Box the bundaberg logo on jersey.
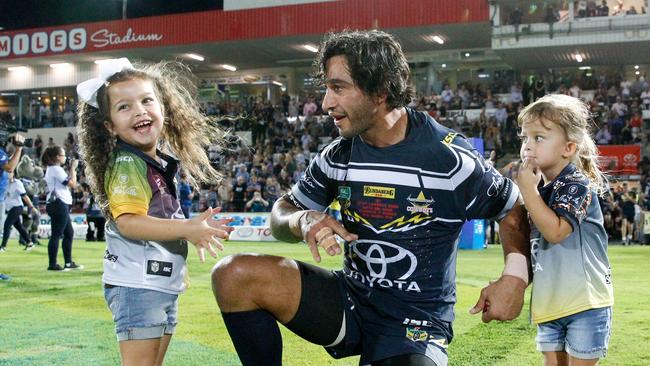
[363,185,395,199]
[347,239,421,292]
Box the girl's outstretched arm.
[115,207,232,262]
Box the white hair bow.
[76,58,134,108]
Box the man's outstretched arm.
[470,200,531,322]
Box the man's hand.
[469,275,526,322]
[291,211,358,262]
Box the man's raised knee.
[211,254,251,290]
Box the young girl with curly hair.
[76,58,232,365]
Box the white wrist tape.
[289,211,307,238]
[502,253,529,285]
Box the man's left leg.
[212,254,345,366]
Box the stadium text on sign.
[0,29,86,57]
[0,27,164,58]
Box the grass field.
[0,240,648,366]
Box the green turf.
[0,241,648,365]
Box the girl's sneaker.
[47,264,67,271]
[24,243,35,251]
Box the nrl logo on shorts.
[406,191,434,214]
[405,327,429,342]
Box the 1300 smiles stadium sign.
[0,27,164,58]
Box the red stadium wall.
[0,0,488,60]
[598,145,641,175]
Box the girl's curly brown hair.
[77,61,227,218]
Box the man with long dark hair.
[212,30,530,366]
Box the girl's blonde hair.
[518,93,608,195]
[77,61,227,217]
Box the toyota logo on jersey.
[348,239,421,292]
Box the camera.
[11,136,32,148]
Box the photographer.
[245,190,269,213]
[0,133,26,253]
[42,145,82,271]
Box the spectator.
[640,86,650,109]
[595,125,612,144]
[206,185,218,209]
[217,178,233,212]
[620,191,636,244]
[630,112,643,139]
[0,171,37,251]
[0,133,26,254]
[608,111,624,144]
[42,145,82,271]
[179,172,193,218]
[63,132,75,156]
[288,98,299,117]
[577,0,588,17]
[621,119,634,145]
[245,191,269,212]
[544,4,559,38]
[231,175,247,212]
[302,96,318,117]
[441,84,454,104]
[34,135,43,159]
[495,102,508,127]
[532,78,547,100]
[246,175,262,200]
[234,164,250,183]
[597,0,609,16]
[281,92,290,116]
[85,192,105,241]
[263,176,281,208]
[568,82,581,98]
[509,6,523,26]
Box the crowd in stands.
[505,0,644,27]
[4,68,650,243]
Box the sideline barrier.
[5,213,89,240]
[8,212,275,241]
[229,226,277,242]
[215,212,278,242]
[200,212,279,242]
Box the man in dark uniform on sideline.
[211,30,530,366]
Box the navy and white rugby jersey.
[288,108,518,329]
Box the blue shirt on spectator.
[0,149,9,203]
[179,181,192,207]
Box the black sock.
[222,310,283,366]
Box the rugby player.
[211,29,530,366]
